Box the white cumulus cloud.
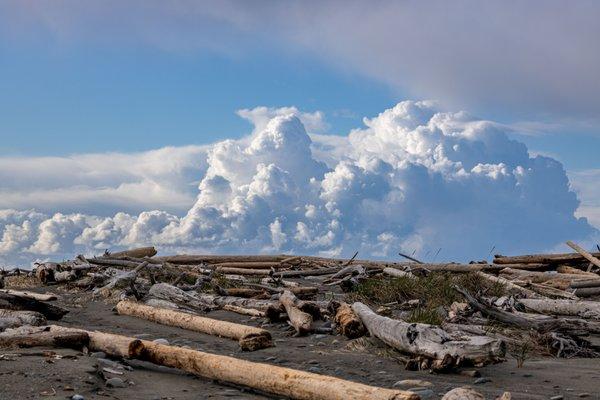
[0,102,596,267]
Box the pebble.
[153,338,169,345]
[71,396,85,400]
[106,377,128,388]
[474,377,491,384]
[550,396,564,400]
[393,379,433,389]
[308,367,321,373]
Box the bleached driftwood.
[0,325,88,349]
[383,268,415,279]
[280,290,313,335]
[222,305,266,318]
[116,301,272,351]
[352,302,505,371]
[494,251,600,265]
[518,298,600,320]
[0,289,57,302]
[566,241,600,272]
[475,272,545,299]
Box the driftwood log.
[116,301,273,351]
[566,241,600,272]
[109,246,157,258]
[0,309,47,331]
[352,302,505,371]
[0,289,57,302]
[475,272,545,299]
[518,298,600,320]
[494,251,600,265]
[280,290,313,335]
[0,325,88,349]
[0,292,68,320]
[332,302,365,339]
[10,325,418,400]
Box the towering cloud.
[0,102,595,266]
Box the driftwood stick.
[566,240,600,272]
[116,301,273,351]
[383,268,415,279]
[222,305,266,318]
[398,252,423,264]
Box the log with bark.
[331,301,366,339]
[352,302,505,371]
[116,300,273,351]
[280,290,313,335]
[0,292,68,320]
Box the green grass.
[345,271,507,325]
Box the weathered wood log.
[499,268,584,283]
[475,272,545,299]
[242,283,318,297]
[152,254,290,265]
[109,246,157,258]
[403,263,502,273]
[0,292,68,320]
[0,289,57,301]
[95,261,149,296]
[215,287,267,298]
[135,339,418,400]
[87,258,163,269]
[556,265,599,277]
[212,261,287,269]
[148,283,214,312]
[222,305,266,318]
[352,302,505,371]
[570,278,600,288]
[494,251,600,265]
[383,268,415,279]
[332,302,365,339]
[36,325,418,400]
[0,309,47,331]
[518,298,600,320]
[526,283,578,299]
[116,301,273,351]
[280,290,313,335]
[275,268,341,278]
[215,267,273,276]
[566,241,600,272]
[572,287,600,297]
[0,326,88,349]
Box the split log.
[0,325,88,349]
[566,241,600,272]
[475,272,545,299]
[352,302,505,371]
[0,289,57,301]
[0,309,46,331]
[518,298,600,320]
[332,302,365,339]
[116,301,273,351]
[494,251,600,265]
[222,305,266,318]
[25,325,418,400]
[280,290,313,335]
[0,292,68,320]
[109,246,157,258]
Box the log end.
[239,333,274,351]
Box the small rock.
[393,379,433,389]
[106,377,127,388]
[409,388,434,399]
[308,367,321,373]
[550,396,564,400]
[153,338,169,345]
[71,395,85,400]
[474,377,491,384]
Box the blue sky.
[0,1,599,264]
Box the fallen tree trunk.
[332,302,365,339]
[109,246,157,258]
[570,278,600,288]
[215,267,273,276]
[0,292,68,320]
[556,265,599,277]
[212,261,288,269]
[275,268,340,278]
[0,325,88,349]
[572,287,600,297]
[494,251,600,265]
[566,241,600,272]
[152,254,290,265]
[0,289,57,302]
[352,302,505,371]
[383,268,415,279]
[116,301,273,351]
[15,325,418,400]
[518,298,600,320]
[475,272,545,299]
[280,290,313,335]
[147,283,215,312]
[499,268,584,283]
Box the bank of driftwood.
[1,242,600,399]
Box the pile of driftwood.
[1,242,600,400]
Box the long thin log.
[116,301,273,351]
[566,241,600,272]
[152,254,290,265]
[280,290,313,335]
[213,262,288,269]
[276,268,341,278]
[0,326,88,349]
[570,279,600,288]
[352,302,505,371]
[20,325,418,400]
[109,246,157,258]
[222,305,266,318]
[518,298,600,320]
[215,267,273,276]
[0,292,68,320]
[475,272,545,299]
[494,251,600,265]
[0,289,57,301]
[499,268,584,283]
[556,265,599,277]
[572,287,600,297]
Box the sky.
[0,1,598,265]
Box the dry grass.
[345,271,507,325]
[5,275,38,289]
